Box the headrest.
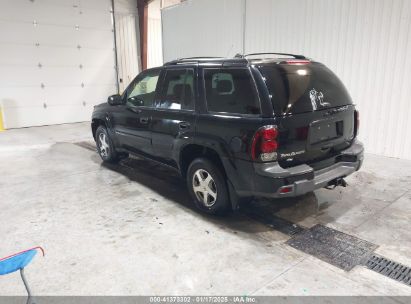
[173,84,184,97]
[216,80,233,94]
[173,84,192,101]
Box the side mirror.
[107,94,123,106]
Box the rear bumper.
[240,140,364,198]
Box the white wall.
[0,0,118,128]
[161,0,245,62]
[245,0,411,160]
[161,0,411,160]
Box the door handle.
[140,117,149,124]
[128,107,142,114]
[179,121,190,129]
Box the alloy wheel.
[192,169,218,207]
[98,132,109,158]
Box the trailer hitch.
[325,177,347,190]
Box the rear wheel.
[187,158,230,215]
[95,126,120,163]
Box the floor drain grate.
[243,207,411,285]
[364,254,411,286]
[286,224,378,271]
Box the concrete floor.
[0,122,410,296]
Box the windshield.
[257,63,353,115]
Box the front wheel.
[187,158,230,215]
[95,125,120,163]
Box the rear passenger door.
[151,67,197,166]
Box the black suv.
[91,53,363,215]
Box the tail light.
[354,110,360,137]
[251,125,278,162]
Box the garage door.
[0,0,118,128]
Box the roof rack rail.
[178,56,224,60]
[239,53,307,60]
[164,56,225,66]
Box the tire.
[95,125,120,163]
[187,158,230,215]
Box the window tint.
[126,69,160,108]
[204,68,260,115]
[157,69,195,110]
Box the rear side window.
[157,69,195,110]
[203,68,260,115]
[258,63,352,115]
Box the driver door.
[111,68,161,156]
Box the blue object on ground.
[0,249,37,275]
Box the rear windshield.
[257,63,352,115]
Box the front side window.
[126,69,160,107]
[157,69,195,110]
[204,68,260,115]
